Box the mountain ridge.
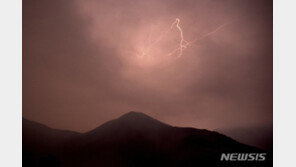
[23,111,271,167]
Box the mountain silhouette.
[23,112,272,167]
[215,125,273,151]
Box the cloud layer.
[23,0,273,132]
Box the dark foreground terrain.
[23,112,272,167]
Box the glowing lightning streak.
[167,19,234,57]
[170,18,189,57]
[140,26,172,57]
[189,21,233,45]
[139,18,234,58]
[139,18,190,57]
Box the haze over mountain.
[23,112,271,167]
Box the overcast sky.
[23,0,272,132]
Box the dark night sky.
[23,0,272,132]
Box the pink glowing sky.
[23,0,272,132]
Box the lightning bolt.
[139,18,233,58]
[189,21,233,45]
[169,18,190,57]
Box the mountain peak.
[87,111,171,135]
[116,111,169,127]
[119,111,152,120]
